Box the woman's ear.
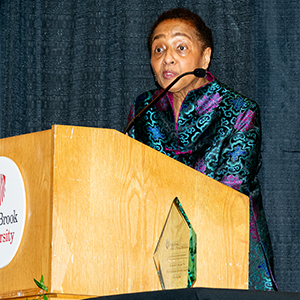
[202,47,212,69]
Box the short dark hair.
[147,8,213,55]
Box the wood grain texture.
[0,125,249,300]
[0,130,53,296]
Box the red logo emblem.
[0,174,6,206]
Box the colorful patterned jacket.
[127,72,277,291]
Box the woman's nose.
[163,49,175,65]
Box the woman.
[127,7,277,291]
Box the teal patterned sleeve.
[215,99,262,196]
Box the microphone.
[123,68,206,134]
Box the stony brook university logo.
[0,174,6,206]
[0,157,26,269]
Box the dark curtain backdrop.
[0,0,299,292]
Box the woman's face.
[150,19,211,97]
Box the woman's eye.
[155,47,163,53]
[178,45,187,51]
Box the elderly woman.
[127,8,277,291]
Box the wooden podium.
[0,125,249,300]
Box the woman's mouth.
[163,71,177,80]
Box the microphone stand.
[123,68,206,134]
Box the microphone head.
[193,68,206,78]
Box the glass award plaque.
[153,197,196,289]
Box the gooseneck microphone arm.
[123,68,206,134]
